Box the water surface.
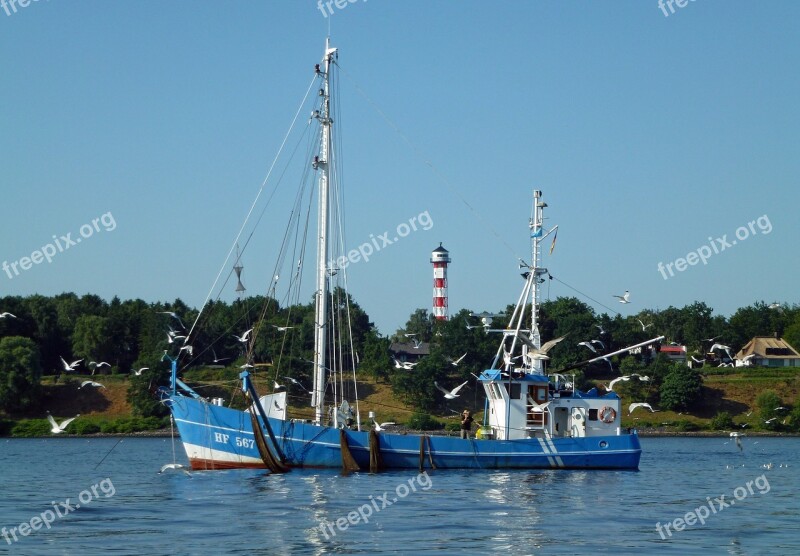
[0,436,797,555]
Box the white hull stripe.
[182,441,264,465]
[175,418,255,436]
[536,438,557,467]
[544,436,565,467]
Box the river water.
[0,436,797,555]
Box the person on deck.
[460,410,474,439]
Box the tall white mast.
[312,39,337,424]
[529,190,546,374]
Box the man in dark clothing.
[460,410,473,439]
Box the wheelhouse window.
[503,383,521,399]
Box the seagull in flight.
[46,413,79,434]
[133,367,149,376]
[577,341,597,354]
[527,396,551,413]
[691,356,705,364]
[519,335,566,360]
[159,463,191,475]
[282,376,309,392]
[502,350,522,367]
[0,312,17,319]
[233,328,254,343]
[637,319,653,331]
[411,338,422,349]
[373,421,396,432]
[88,361,110,375]
[158,311,185,329]
[594,324,607,335]
[179,345,194,356]
[79,380,106,389]
[604,376,631,391]
[167,332,187,344]
[273,325,294,332]
[448,353,468,366]
[710,343,734,361]
[613,291,631,304]
[434,380,469,399]
[211,348,230,363]
[702,335,721,343]
[393,357,417,370]
[629,402,657,414]
[60,357,83,372]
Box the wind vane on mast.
[234,244,246,296]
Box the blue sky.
[1,1,798,335]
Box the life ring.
[599,406,616,424]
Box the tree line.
[1,293,798,419]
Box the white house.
[735,336,800,368]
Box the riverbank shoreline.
[6,429,799,439]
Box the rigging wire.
[184,74,318,342]
[333,60,523,264]
[548,274,621,316]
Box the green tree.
[755,390,782,429]
[72,315,112,367]
[359,329,392,382]
[391,348,450,411]
[728,302,787,353]
[783,315,800,355]
[788,404,800,432]
[710,411,735,430]
[538,297,596,370]
[659,366,703,411]
[397,309,434,343]
[0,336,43,413]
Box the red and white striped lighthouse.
[431,243,451,321]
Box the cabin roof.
[389,342,430,356]
[735,336,800,359]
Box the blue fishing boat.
[162,39,656,472]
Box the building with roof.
[389,341,430,366]
[659,344,686,364]
[735,336,800,367]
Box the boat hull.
[166,396,641,471]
